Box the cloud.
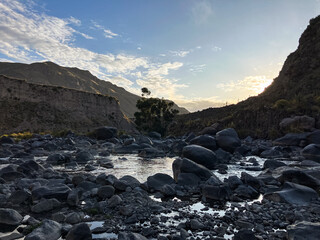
[110,76,134,87]
[68,16,81,26]
[191,0,213,24]
[217,75,273,94]
[189,64,206,73]
[170,50,190,57]
[173,95,225,112]
[212,46,222,52]
[91,20,119,39]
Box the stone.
[273,133,309,146]
[8,190,30,205]
[47,153,69,165]
[202,185,230,201]
[234,185,259,199]
[264,182,318,205]
[278,169,320,191]
[147,173,175,191]
[172,158,213,181]
[160,184,176,197]
[66,223,92,240]
[263,159,287,170]
[75,151,93,163]
[189,135,218,151]
[119,175,141,189]
[0,136,14,144]
[31,184,71,201]
[97,185,115,199]
[280,115,315,132]
[93,126,117,140]
[31,198,61,213]
[182,145,218,170]
[306,130,320,144]
[234,229,257,240]
[118,232,148,240]
[214,148,232,164]
[216,128,241,153]
[107,195,122,208]
[241,172,262,191]
[177,173,201,186]
[301,144,320,162]
[25,219,61,240]
[65,212,84,224]
[148,131,161,139]
[0,208,23,225]
[67,189,80,206]
[287,221,320,240]
[77,181,97,191]
[190,219,204,230]
[227,176,243,190]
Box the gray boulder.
[216,128,241,153]
[202,185,230,201]
[32,184,71,201]
[66,223,92,240]
[177,173,201,186]
[301,144,320,162]
[273,133,309,146]
[147,173,175,191]
[75,151,93,163]
[189,135,217,151]
[31,198,61,213]
[287,221,320,240]
[93,126,117,140]
[278,169,320,191]
[264,182,318,205]
[280,115,315,132]
[118,232,148,240]
[182,145,218,170]
[172,158,213,181]
[0,208,23,225]
[263,159,287,170]
[97,185,115,199]
[25,219,61,240]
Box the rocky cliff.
[0,75,135,134]
[0,61,189,117]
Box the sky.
[0,0,319,112]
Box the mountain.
[169,15,320,138]
[0,75,134,134]
[0,61,189,118]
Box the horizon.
[0,0,319,112]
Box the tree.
[134,88,179,135]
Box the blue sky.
[0,0,319,111]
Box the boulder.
[118,232,147,240]
[177,173,201,186]
[227,176,243,190]
[0,208,23,225]
[47,153,69,165]
[234,185,259,199]
[32,184,71,201]
[25,220,61,240]
[280,115,315,132]
[159,184,176,197]
[215,148,232,164]
[75,151,93,163]
[306,130,320,144]
[182,145,218,170]
[264,182,318,205]
[172,158,213,181]
[241,172,262,191]
[147,173,175,191]
[301,144,320,162]
[66,223,92,240]
[234,229,257,240]
[278,169,320,191]
[93,126,117,140]
[31,198,61,213]
[97,186,115,199]
[148,131,161,139]
[0,136,15,144]
[216,128,241,153]
[273,133,309,146]
[119,175,141,189]
[260,147,287,159]
[263,159,287,170]
[189,135,217,151]
[107,195,122,208]
[202,185,230,201]
[287,221,320,240]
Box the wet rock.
[241,172,262,191]
[96,173,116,186]
[0,208,23,225]
[114,179,130,191]
[278,169,320,191]
[216,128,241,153]
[75,151,93,163]
[260,147,286,158]
[32,184,71,201]
[177,173,200,186]
[274,133,309,147]
[264,182,318,205]
[227,176,243,190]
[47,153,69,165]
[120,175,141,189]
[25,219,61,240]
[263,159,287,170]
[66,223,92,240]
[97,185,115,199]
[301,144,320,162]
[160,184,176,197]
[31,198,61,213]
[202,185,230,201]
[93,126,117,140]
[287,221,320,240]
[189,135,217,151]
[147,173,175,191]
[118,232,147,240]
[182,145,218,170]
[172,158,213,181]
[214,148,232,164]
[306,130,320,144]
[234,185,259,199]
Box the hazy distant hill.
[169,15,320,138]
[0,61,189,118]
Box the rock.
[260,147,286,158]
[0,208,23,225]
[306,130,320,144]
[216,128,241,153]
[47,153,69,165]
[172,158,213,181]
[199,126,217,136]
[234,185,259,199]
[107,195,122,208]
[118,232,148,240]
[25,220,61,240]
[264,182,318,205]
[66,223,92,240]
[278,169,320,191]
[8,190,31,205]
[214,148,232,164]
[147,173,175,191]
[273,133,309,146]
[189,135,218,151]
[301,144,320,162]
[148,131,161,139]
[93,126,117,140]
[177,173,200,186]
[96,173,116,186]
[31,198,61,213]
[241,172,262,191]
[190,219,204,230]
[0,136,14,144]
[202,185,230,201]
[31,184,71,201]
[280,115,315,132]
[67,189,80,207]
[234,229,257,240]
[227,176,243,190]
[263,159,287,170]
[77,181,98,191]
[287,221,320,240]
[65,212,84,224]
[75,151,93,163]
[182,145,218,170]
[160,184,176,197]
[97,186,115,199]
[119,175,141,189]
[114,179,130,191]
[205,175,222,186]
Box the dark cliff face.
[169,15,320,138]
[0,75,135,134]
[0,61,189,118]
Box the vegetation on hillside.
[134,88,179,136]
